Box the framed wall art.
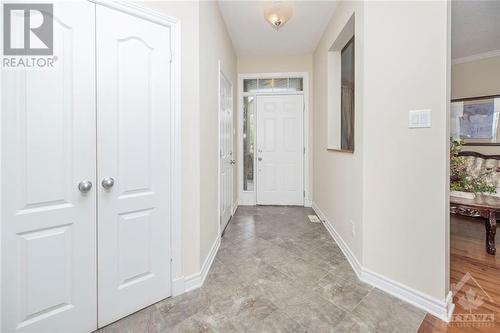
[451,95,500,145]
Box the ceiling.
[452,0,500,59]
[218,1,338,57]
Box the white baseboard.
[361,268,455,322]
[232,200,238,215]
[183,273,200,293]
[312,202,362,278]
[312,201,454,323]
[171,277,185,297]
[184,235,221,293]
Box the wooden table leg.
[485,210,497,255]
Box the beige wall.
[142,1,237,275]
[452,55,500,155]
[139,1,237,276]
[141,0,451,304]
[313,0,365,260]
[238,55,313,74]
[199,1,237,267]
[313,0,449,302]
[140,1,201,277]
[452,55,500,99]
[361,1,449,300]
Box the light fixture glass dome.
[264,1,293,30]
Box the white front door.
[1,2,97,332]
[256,95,304,205]
[96,4,172,327]
[220,70,234,231]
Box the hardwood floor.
[418,215,500,333]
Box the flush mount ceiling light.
[264,1,293,30]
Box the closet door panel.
[1,2,97,332]
[96,4,172,327]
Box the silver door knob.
[258,157,262,161]
[101,177,115,190]
[78,180,92,193]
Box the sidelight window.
[243,96,255,191]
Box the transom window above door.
[243,77,303,93]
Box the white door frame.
[0,2,182,329]
[237,72,310,207]
[218,60,234,236]
[1,5,4,330]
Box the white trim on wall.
[311,203,362,278]
[312,202,454,323]
[218,60,235,237]
[452,49,500,65]
[184,235,221,292]
[237,72,311,206]
[93,0,180,27]
[169,13,183,297]
[218,60,222,238]
[0,3,3,329]
[232,200,239,216]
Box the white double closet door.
[2,2,173,332]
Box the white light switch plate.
[408,109,431,128]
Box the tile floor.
[99,206,425,333]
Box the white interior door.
[1,2,97,332]
[256,95,304,205]
[220,70,234,231]
[96,4,172,327]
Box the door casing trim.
[237,72,310,207]
[218,60,235,237]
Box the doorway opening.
[419,1,500,330]
[238,73,310,206]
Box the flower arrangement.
[450,138,496,194]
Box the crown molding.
[452,49,500,65]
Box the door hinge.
[303,190,305,198]
[169,49,173,63]
[304,147,306,154]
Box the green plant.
[450,138,496,194]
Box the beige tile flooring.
[99,206,425,333]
